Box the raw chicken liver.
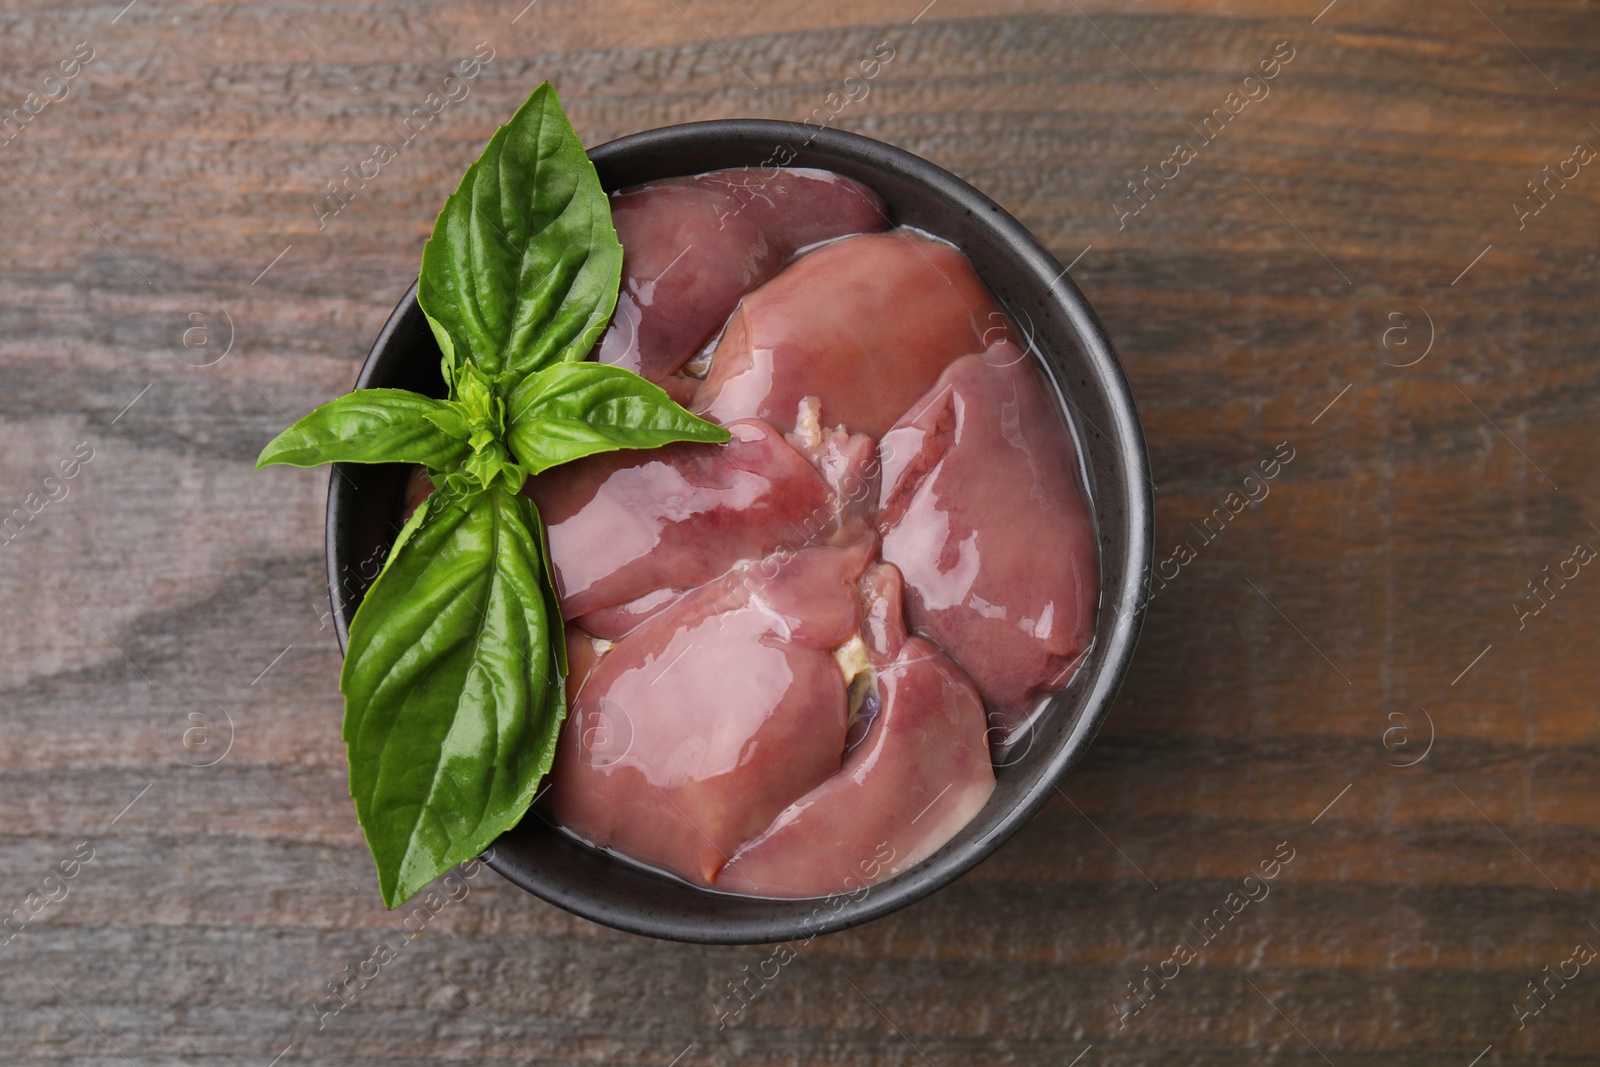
[549,540,876,886]
[522,419,834,620]
[691,230,1007,436]
[596,169,887,383]
[721,564,995,897]
[528,168,1100,897]
[877,345,1098,731]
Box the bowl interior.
[326,120,1152,944]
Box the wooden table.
[3,1,1596,1063]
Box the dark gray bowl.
[327,120,1152,944]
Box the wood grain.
[2,0,1597,1063]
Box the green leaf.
[423,308,460,381]
[421,406,472,442]
[505,362,731,475]
[417,82,623,384]
[256,389,469,471]
[528,491,568,677]
[340,486,565,909]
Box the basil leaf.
[423,308,460,381]
[340,486,564,908]
[421,406,472,442]
[256,389,468,471]
[505,362,730,475]
[417,82,622,384]
[526,490,568,677]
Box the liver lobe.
[596,168,887,384]
[691,230,1005,437]
[720,563,995,898]
[877,346,1098,730]
[522,419,834,621]
[549,540,875,887]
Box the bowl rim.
[327,118,1152,943]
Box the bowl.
[326,119,1152,944]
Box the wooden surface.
[3,1,1597,1063]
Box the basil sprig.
[258,83,728,908]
